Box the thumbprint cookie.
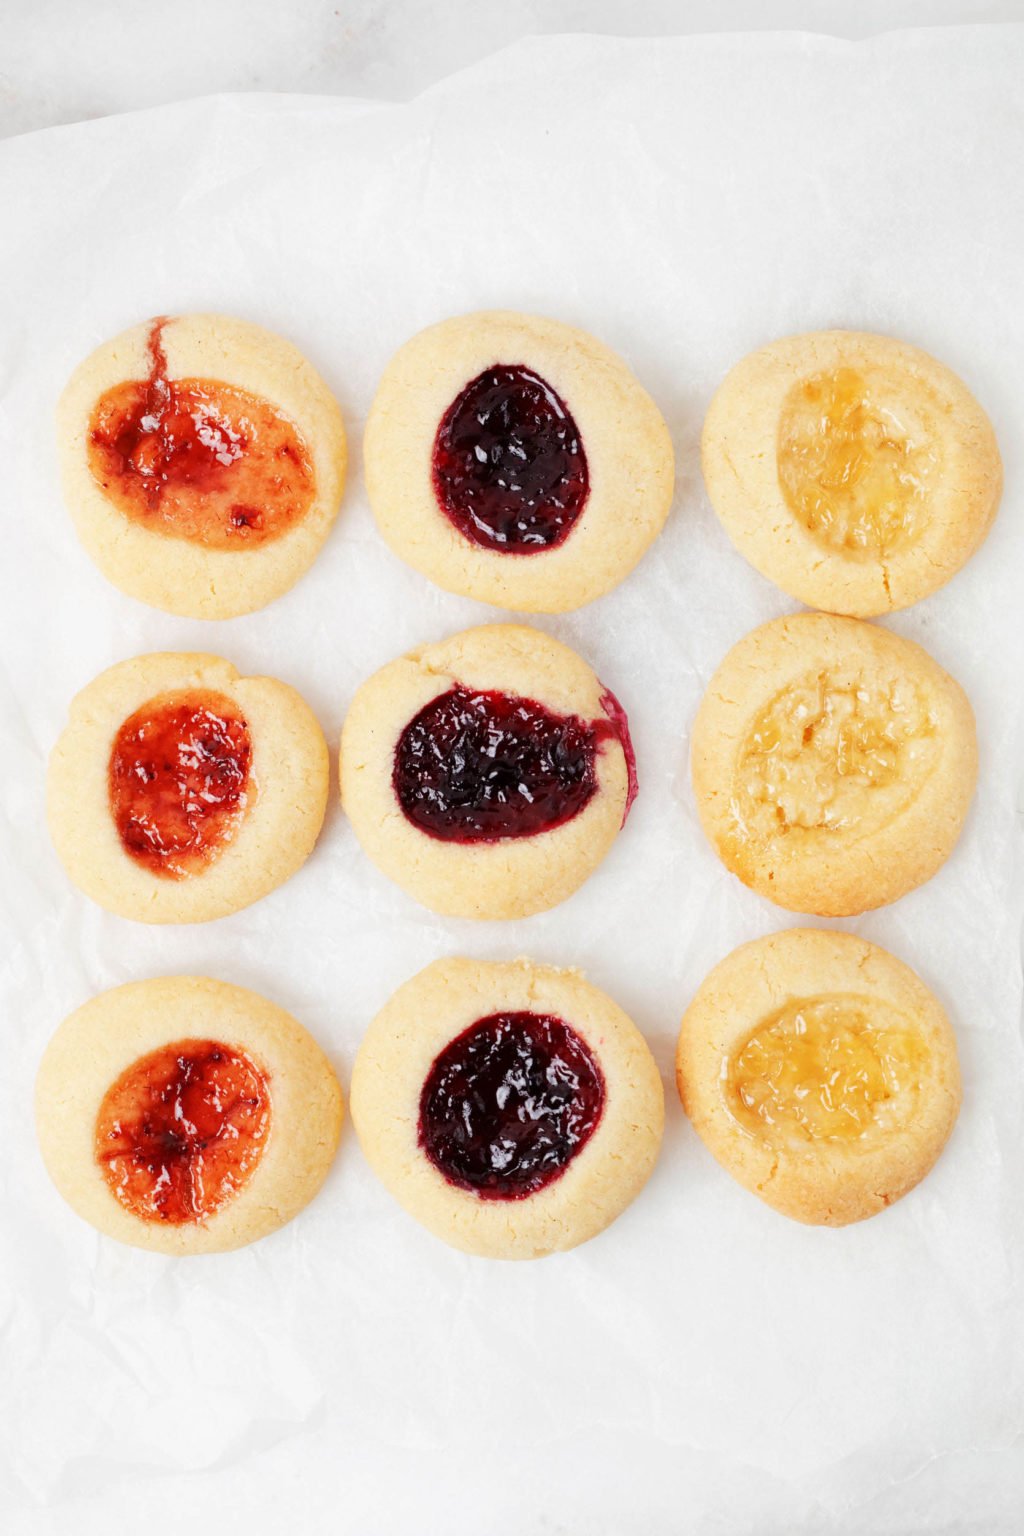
[351,957,664,1259]
[702,330,1001,616]
[676,929,961,1225]
[364,311,674,611]
[339,624,637,919]
[48,652,329,923]
[58,313,347,618]
[691,612,976,916]
[36,977,343,1255]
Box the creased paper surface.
[1,28,1023,1535]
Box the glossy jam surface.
[109,689,253,879]
[731,666,937,852]
[95,1038,271,1224]
[725,996,925,1143]
[393,685,634,843]
[419,1011,605,1200]
[431,364,589,553]
[87,319,315,549]
[777,366,934,558]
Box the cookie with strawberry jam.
[48,652,328,923]
[58,313,346,618]
[36,977,343,1255]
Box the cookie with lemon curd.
[701,329,1001,615]
[690,612,976,916]
[676,929,960,1225]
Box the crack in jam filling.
[724,996,926,1144]
[431,364,589,553]
[418,1011,605,1200]
[392,684,636,843]
[777,366,937,558]
[95,1038,271,1224]
[87,319,316,549]
[109,689,253,879]
[729,666,938,854]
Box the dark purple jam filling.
[392,684,635,843]
[431,364,589,553]
[418,1011,605,1200]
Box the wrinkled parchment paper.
[2,28,1023,1535]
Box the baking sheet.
[1,26,1023,1535]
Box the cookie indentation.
[431,364,589,553]
[109,688,253,878]
[725,995,925,1144]
[393,685,627,843]
[732,666,938,850]
[87,319,315,550]
[418,1011,605,1200]
[95,1038,270,1224]
[777,367,935,557]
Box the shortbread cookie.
[340,624,637,919]
[676,929,960,1225]
[702,330,1001,615]
[364,311,674,611]
[351,957,664,1259]
[58,314,347,618]
[691,612,976,916]
[36,977,344,1255]
[48,653,329,923]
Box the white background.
[2,8,1024,1536]
[1,0,1022,138]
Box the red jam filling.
[95,1038,270,1225]
[431,364,589,553]
[392,684,636,843]
[108,688,253,879]
[87,318,315,549]
[418,1012,605,1200]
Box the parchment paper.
[1,27,1023,1536]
